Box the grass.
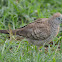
[0,0,62,62]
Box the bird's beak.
[60,14,62,23]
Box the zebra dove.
[0,12,62,46]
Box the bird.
[0,12,62,46]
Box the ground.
[0,0,62,62]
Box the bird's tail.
[0,25,27,37]
[0,30,17,35]
[0,30,9,34]
[0,29,25,36]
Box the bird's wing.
[15,18,51,40]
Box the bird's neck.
[48,18,60,39]
[48,18,60,28]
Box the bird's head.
[53,12,62,24]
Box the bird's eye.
[58,18,60,20]
[56,17,61,20]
